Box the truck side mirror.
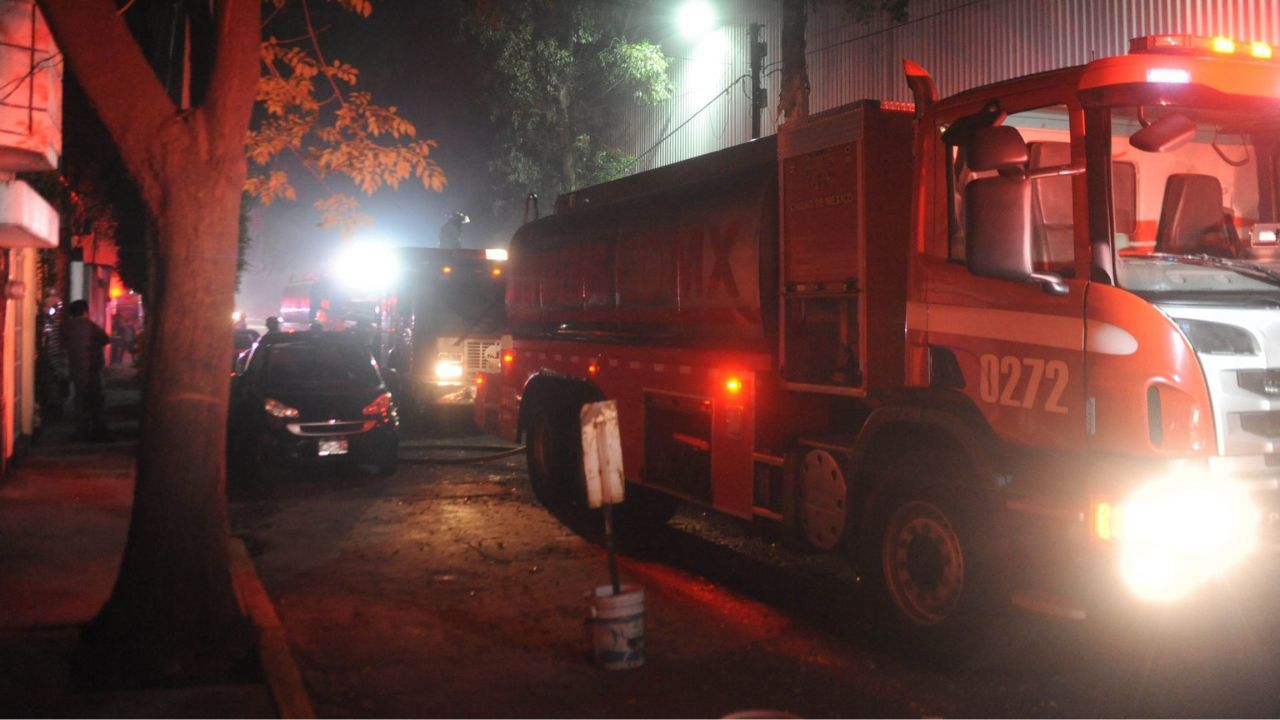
[965,174,1034,281]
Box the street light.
[675,1,768,139]
[676,0,715,40]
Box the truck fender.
[517,371,604,442]
[847,399,1002,538]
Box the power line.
[631,73,749,169]
[804,0,993,58]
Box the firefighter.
[438,211,469,249]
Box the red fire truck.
[478,35,1280,639]
[383,247,506,415]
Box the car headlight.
[434,358,464,380]
[1173,318,1259,355]
[263,397,300,418]
[1096,468,1260,602]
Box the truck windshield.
[1103,103,1280,300]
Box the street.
[229,412,1280,719]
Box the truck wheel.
[525,406,585,515]
[878,492,969,627]
[859,471,1004,661]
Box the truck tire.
[857,458,1009,663]
[525,404,586,517]
[877,489,972,627]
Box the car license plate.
[318,437,349,457]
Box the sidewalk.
[0,366,288,718]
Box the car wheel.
[228,434,272,492]
[374,437,399,476]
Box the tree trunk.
[558,85,576,192]
[38,0,261,688]
[74,130,253,687]
[778,0,809,123]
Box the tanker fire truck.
[478,35,1280,640]
[384,247,506,414]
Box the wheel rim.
[799,449,846,550]
[882,499,965,626]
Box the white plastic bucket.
[585,584,645,670]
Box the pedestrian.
[62,299,111,441]
[109,313,135,365]
[264,316,282,335]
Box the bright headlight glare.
[434,359,464,380]
[1114,471,1259,602]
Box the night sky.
[238,1,486,321]
[237,0,680,323]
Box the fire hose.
[397,442,526,465]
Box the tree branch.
[204,0,261,157]
[301,0,348,110]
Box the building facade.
[626,0,1280,171]
[0,0,60,469]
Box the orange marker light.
[587,361,599,376]
[1211,36,1235,54]
[725,376,743,394]
[502,351,515,366]
[1094,501,1124,542]
[442,265,453,275]
[1250,41,1273,59]
[475,374,485,386]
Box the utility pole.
[749,22,767,139]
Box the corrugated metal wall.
[625,0,1280,172]
[626,0,783,172]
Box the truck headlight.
[1173,318,1259,355]
[434,358,464,380]
[1097,469,1260,602]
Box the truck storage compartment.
[643,391,712,503]
[778,101,914,393]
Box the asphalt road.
[229,413,1280,718]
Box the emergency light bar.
[1130,34,1274,60]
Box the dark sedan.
[228,331,399,481]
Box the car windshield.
[1104,103,1280,301]
[261,342,381,388]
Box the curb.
[229,538,315,719]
